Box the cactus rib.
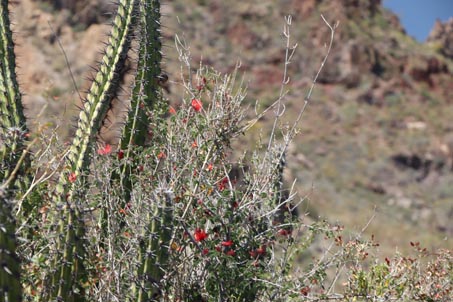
[117,0,163,207]
[0,188,22,302]
[58,0,139,193]
[47,1,140,301]
[0,0,30,193]
[120,0,162,150]
[136,190,174,301]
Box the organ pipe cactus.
[0,0,30,195]
[0,187,22,302]
[0,0,332,300]
[117,0,163,211]
[0,0,171,299]
[121,2,175,300]
[53,0,139,203]
[0,2,27,299]
[46,0,141,300]
[120,0,162,150]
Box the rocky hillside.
[10,0,453,255]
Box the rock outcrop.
[427,18,453,59]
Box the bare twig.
[47,21,83,101]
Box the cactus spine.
[46,0,139,300]
[120,0,162,149]
[0,0,30,194]
[136,191,174,301]
[118,0,163,202]
[1,0,173,300]
[54,0,139,199]
[118,1,175,299]
[0,188,22,302]
[0,2,27,299]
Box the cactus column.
[118,0,163,203]
[0,188,22,302]
[0,2,28,299]
[118,1,175,300]
[46,0,140,301]
[0,0,30,194]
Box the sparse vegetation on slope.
[1,0,451,301]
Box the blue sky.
[383,0,453,42]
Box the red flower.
[119,202,132,215]
[218,177,229,191]
[196,77,207,91]
[256,246,266,255]
[194,229,208,242]
[202,248,209,255]
[249,246,266,258]
[221,240,233,247]
[169,106,177,115]
[226,250,236,257]
[97,144,112,155]
[117,149,124,160]
[68,172,77,183]
[206,163,213,171]
[191,98,203,112]
[157,151,166,159]
[278,229,291,236]
[300,286,310,296]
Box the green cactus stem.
[98,0,163,252]
[46,0,140,300]
[120,0,162,150]
[0,0,30,194]
[0,187,22,302]
[115,2,176,299]
[117,0,163,205]
[135,190,174,301]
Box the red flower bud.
[68,172,77,183]
[191,98,203,112]
[221,240,233,247]
[97,144,112,155]
[194,228,208,242]
[226,250,236,256]
[117,149,124,160]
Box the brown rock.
[32,0,113,26]
[341,0,382,18]
[227,22,258,49]
[406,56,448,86]
[427,18,453,59]
[291,0,317,18]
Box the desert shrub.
[0,1,450,302]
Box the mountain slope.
[12,0,453,255]
[161,0,453,254]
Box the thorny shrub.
[16,14,451,302]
